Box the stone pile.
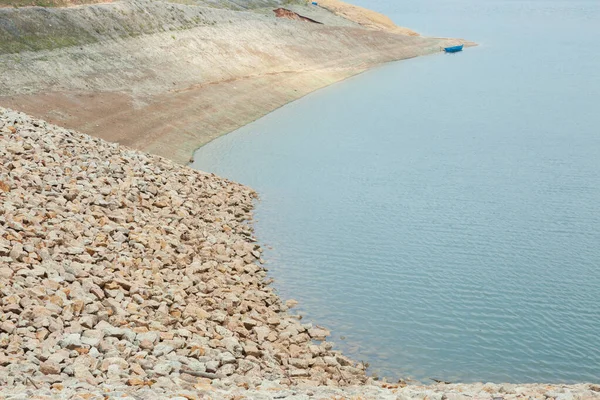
[2,107,599,399]
[0,107,367,396]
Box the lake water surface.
[191,0,600,383]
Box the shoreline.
[0,108,600,400]
[1,106,598,399]
[0,0,471,165]
[1,0,597,398]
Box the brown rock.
[130,363,146,376]
[40,361,61,375]
[285,299,299,308]
[289,368,310,377]
[139,339,154,350]
[100,357,129,372]
[289,358,310,369]
[0,321,16,334]
[242,318,258,329]
[243,343,262,358]
[183,304,210,320]
[308,327,331,341]
[0,181,10,193]
[0,108,372,389]
[127,377,146,386]
[253,326,271,343]
[0,267,13,279]
[89,287,105,300]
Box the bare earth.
[0,0,470,164]
[5,1,592,399]
[317,0,419,36]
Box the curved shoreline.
[1,0,597,398]
[0,0,471,165]
[1,104,598,400]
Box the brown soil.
[0,68,361,164]
[274,8,322,24]
[0,0,471,164]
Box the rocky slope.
[0,106,370,394]
[0,0,469,164]
[2,108,600,400]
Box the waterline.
[192,0,600,383]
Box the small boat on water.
[444,44,464,53]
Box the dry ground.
[0,0,469,164]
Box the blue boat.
[444,44,464,53]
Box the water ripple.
[192,0,600,383]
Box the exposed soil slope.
[316,0,419,36]
[273,7,322,23]
[0,0,469,164]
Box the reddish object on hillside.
[273,8,323,24]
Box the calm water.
[191,0,600,383]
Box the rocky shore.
[0,1,597,399]
[0,106,368,390]
[2,108,599,399]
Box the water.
[191,0,600,383]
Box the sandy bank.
[0,0,470,164]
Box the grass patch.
[0,0,108,8]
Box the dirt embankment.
[273,7,322,24]
[316,0,419,36]
[0,0,469,164]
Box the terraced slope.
[0,0,468,164]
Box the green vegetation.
[0,0,106,7]
[0,0,307,55]
[0,14,96,54]
[0,0,305,9]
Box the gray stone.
[219,352,237,365]
[153,344,174,357]
[136,331,160,344]
[205,360,219,373]
[152,362,173,376]
[221,337,243,358]
[58,333,82,349]
[81,330,104,347]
